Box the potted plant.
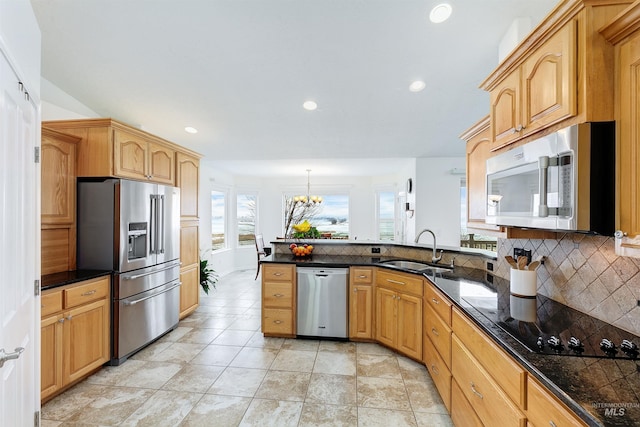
[199,255,218,295]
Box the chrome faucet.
[414,228,442,263]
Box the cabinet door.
[466,127,492,228]
[148,142,175,185]
[619,32,640,238]
[113,129,148,180]
[522,22,576,135]
[41,131,77,225]
[41,314,63,401]
[176,152,200,219]
[349,284,372,339]
[179,264,200,318]
[375,287,397,348]
[490,70,521,149]
[63,298,110,384]
[397,293,422,360]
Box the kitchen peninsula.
[261,239,640,426]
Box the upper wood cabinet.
[41,118,199,186]
[41,128,80,225]
[113,129,175,184]
[461,116,503,234]
[481,0,631,151]
[176,152,200,219]
[601,1,640,250]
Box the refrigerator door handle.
[159,195,165,254]
[149,195,157,254]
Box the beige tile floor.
[41,269,453,427]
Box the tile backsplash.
[496,234,640,336]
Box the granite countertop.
[261,254,640,426]
[41,269,111,291]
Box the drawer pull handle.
[58,318,65,324]
[431,298,439,305]
[549,422,558,427]
[273,320,283,324]
[273,293,284,297]
[470,382,483,399]
[353,289,358,293]
[387,279,405,285]
[431,327,439,337]
[273,272,283,277]
[430,364,439,375]
[81,290,97,296]
[66,315,73,321]
[358,275,367,278]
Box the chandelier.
[293,169,322,205]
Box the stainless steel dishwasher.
[297,267,349,339]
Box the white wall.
[0,0,41,93]
[414,157,466,248]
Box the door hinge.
[34,411,40,427]
[34,146,40,163]
[34,279,40,296]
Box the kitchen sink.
[378,259,453,273]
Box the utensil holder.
[510,268,537,297]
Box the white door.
[0,50,39,426]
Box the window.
[377,191,395,241]
[460,179,497,251]
[284,194,349,239]
[237,194,257,247]
[211,190,226,250]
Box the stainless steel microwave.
[485,122,615,234]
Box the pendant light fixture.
[294,169,322,205]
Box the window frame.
[236,192,258,249]
[376,189,397,241]
[211,188,228,252]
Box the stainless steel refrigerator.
[77,178,181,365]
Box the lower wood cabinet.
[375,270,423,360]
[527,376,587,427]
[261,264,296,337]
[451,334,526,427]
[41,275,110,403]
[423,330,452,412]
[349,267,374,340]
[179,221,199,319]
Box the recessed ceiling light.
[429,3,452,23]
[184,126,198,134]
[409,80,426,92]
[303,100,318,111]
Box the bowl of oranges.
[289,243,313,257]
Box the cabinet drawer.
[351,267,373,284]
[527,376,586,427]
[263,282,294,308]
[41,290,63,317]
[263,264,294,281]
[262,308,294,335]
[423,332,451,412]
[424,281,452,326]
[452,308,525,407]
[424,302,451,368]
[451,379,483,427]
[376,269,423,297]
[64,276,110,308]
[452,335,526,427]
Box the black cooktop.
[455,277,640,359]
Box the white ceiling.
[31,0,557,177]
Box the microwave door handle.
[538,156,549,217]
